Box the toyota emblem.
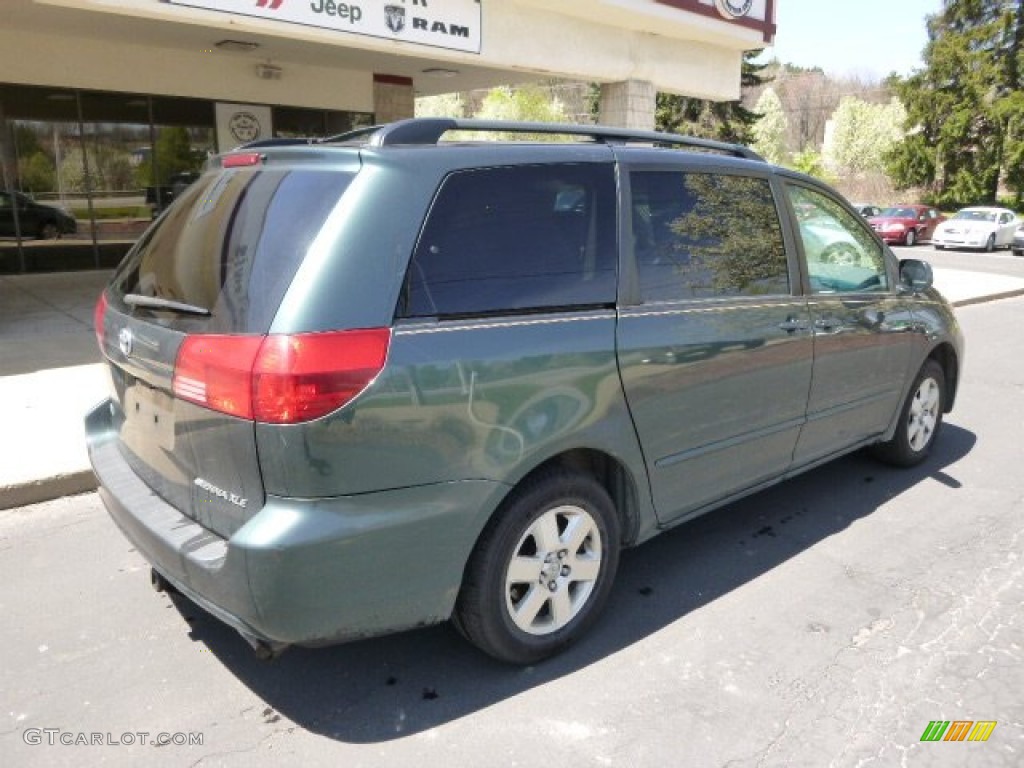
[118,327,133,356]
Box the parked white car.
[932,206,1020,252]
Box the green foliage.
[19,151,55,194]
[827,97,906,175]
[751,88,787,164]
[475,84,568,123]
[655,52,769,144]
[469,85,570,141]
[136,127,203,187]
[889,0,1024,205]
[415,92,466,118]
[667,174,789,296]
[788,148,832,182]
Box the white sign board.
[169,0,482,54]
[215,102,273,152]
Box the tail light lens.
[94,292,108,352]
[173,329,391,424]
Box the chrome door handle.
[777,317,808,333]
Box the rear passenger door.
[783,183,918,465]
[616,167,813,524]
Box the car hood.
[868,216,913,226]
[939,220,995,232]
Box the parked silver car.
[932,206,1019,251]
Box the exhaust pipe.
[150,569,288,660]
[239,631,289,661]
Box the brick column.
[598,80,656,130]
[373,74,415,123]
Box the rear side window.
[112,168,354,333]
[630,171,790,301]
[401,164,617,318]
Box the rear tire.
[872,360,944,467]
[905,228,916,246]
[985,234,995,252]
[454,470,620,664]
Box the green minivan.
[87,119,963,664]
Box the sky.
[758,0,944,80]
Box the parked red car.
[868,205,945,246]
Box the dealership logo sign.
[167,1,481,54]
[714,0,754,19]
[384,4,405,33]
[228,112,262,143]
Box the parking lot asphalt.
[1,261,1023,510]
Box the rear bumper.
[86,400,505,646]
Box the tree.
[475,84,568,124]
[826,97,906,176]
[751,88,788,164]
[136,126,202,187]
[655,51,770,144]
[888,0,1024,206]
[19,151,55,194]
[416,92,465,118]
[788,147,830,182]
[470,84,570,140]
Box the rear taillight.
[222,152,263,168]
[172,329,391,424]
[94,292,108,352]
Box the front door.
[784,183,919,465]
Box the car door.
[923,208,943,240]
[998,212,1018,246]
[616,166,813,524]
[783,182,920,466]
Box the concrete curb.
[0,471,99,512]
[952,287,1024,308]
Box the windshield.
[954,210,996,222]
[881,207,916,218]
[111,166,354,333]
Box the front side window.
[402,164,617,318]
[788,185,889,294]
[630,171,790,302]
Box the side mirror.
[899,258,933,294]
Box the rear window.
[400,163,617,318]
[111,167,354,333]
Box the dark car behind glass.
[0,191,77,239]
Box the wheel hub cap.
[505,505,602,636]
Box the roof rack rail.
[323,118,764,161]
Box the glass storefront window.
[0,83,371,273]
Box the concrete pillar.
[373,74,415,124]
[598,80,656,130]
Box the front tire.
[872,360,944,467]
[38,221,60,240]
[454,470,621,664]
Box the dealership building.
[0,0,775,269]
